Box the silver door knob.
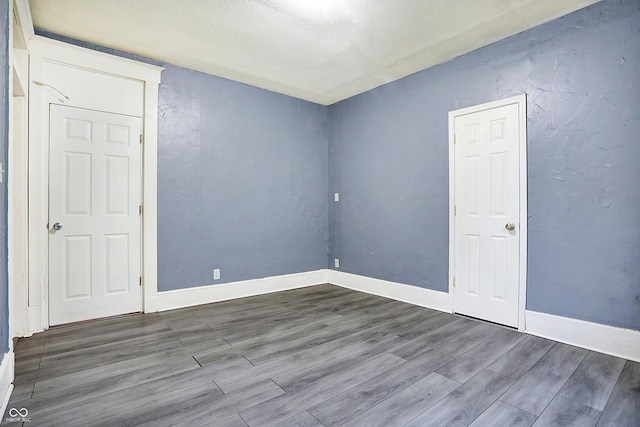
[52,222,63,231]
[505,223,515,231]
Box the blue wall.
[33,0,640,331]
[1,0,9,354]
[34,31,330,292]
[157,66,329,290]
[328,0,640,330]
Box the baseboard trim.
[329,270,450,313]
[150,270,330,312]
[19,267,639,363]
[526,310,640,363]
[0,350,15,419]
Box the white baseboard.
[329,270,450,313]
[0,350,15,419]
[526,310,640,363]
[15,267,640,364]
[149,270,330,312]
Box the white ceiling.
[29,0,600,105]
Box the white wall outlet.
[334,192,339,202]
[334,258,340,268]
[213,269,221,280]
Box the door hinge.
[454,205,457,216]
[140,134,143,144]
[453,133,456,144]
[139,276,143,286]
[139,205,143,215]
[453,277,456,288]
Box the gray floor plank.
[556,351,626,411]
[239,352,405,426]
[213,335,397,392]
[272,334,405,393]
[390,316,475,359]
[208,413,250,427]
[7,383,33,403]
[31,346,198,396]
[33,368,224,426]
[307,349,452,426]
[273,412,324,427]
[20,358,201,414]
[501,343,588,415]
[533,395,601,427]
[469,400,536,427]
[341,372,460,427]
[242,320,369,364]
[436,328,525,383]
[135,379,284,427]
[404,369,515,427]
[6,285,638,427]
[486,335,555,380]
[597,360,640,427]
[434,322,502,357]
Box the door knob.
[52,222,63,231]
[505,223,515,231]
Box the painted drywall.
[1,0,9,354]
[34,30,330,292]
[329,0,640,331]
[157,65,329,290]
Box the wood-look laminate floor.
[3,284,639,426]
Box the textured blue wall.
[34,0,640,330]
[1,0,9,354]
[157,66,329,290]
[329,0,640,330]
[33,31,330,292]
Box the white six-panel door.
[452,98,523,328]
[49,105,142,325]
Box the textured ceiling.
[29,0,600,105]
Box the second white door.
[49,105,142,325]
[451,96,524,328]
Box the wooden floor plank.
[135,379,284,427]
[433,322,502,357]
[273,412,324,427]
[404,369,515,427]
[486,335,555,380]
[238,352,405,426]
[32,368,224,426]
[533,395,601,427]
[341,372,460,427]
[436,328,524,383]
[597,361,640,427]
[390,317,475,360]
[272,334,405,393]
[307,349,452,425]
[500,343,588,415]
[557,351,626,411]
[5,284,638,427]
[468,400,536,427]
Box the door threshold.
[50,311,144,329]
[453,313,518,331]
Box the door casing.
[25,36,163,334]
[448,94,528,331]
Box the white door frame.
[448,94,528,331]
[26,36,163,333]
[8,0,34,340]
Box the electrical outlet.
[334,258,340,268]
[334,192,339,202]
[213,269,221,280]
